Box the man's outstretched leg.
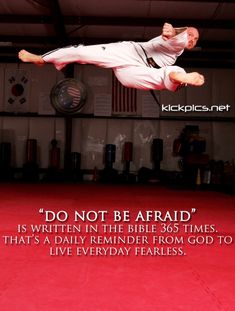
[19,43,136,70]
[113,66,204,92]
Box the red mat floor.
[0,183,234,311]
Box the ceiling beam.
[64,16,235,29]
[48,0,68,45]
[140,0,235,2]
[1,35,235,50]
[0,15,234,29]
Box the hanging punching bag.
[0,142,11,168]
[152,139,163,160]
[50,139,60,170]
[152,138,163,172]
[123,142,133,173]
[26,139,37,163]
[105,144,116,168]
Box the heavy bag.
[123,142,133,162]
[26,139,37,163]
[152,138,163,162]
[105,144,116,164]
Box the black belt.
[138,44,161,107]
[138,45,160,69]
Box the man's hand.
[162,23,176,41]
[169,71,205,87]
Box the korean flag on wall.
[5,69,30,113]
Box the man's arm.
[162,23,187,41]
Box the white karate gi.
[42,30,188,92]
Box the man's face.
[186,28,199,49]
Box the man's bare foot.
[18,49,45,65]
[169,71,205,86]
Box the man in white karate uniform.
[19,23,204,91]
